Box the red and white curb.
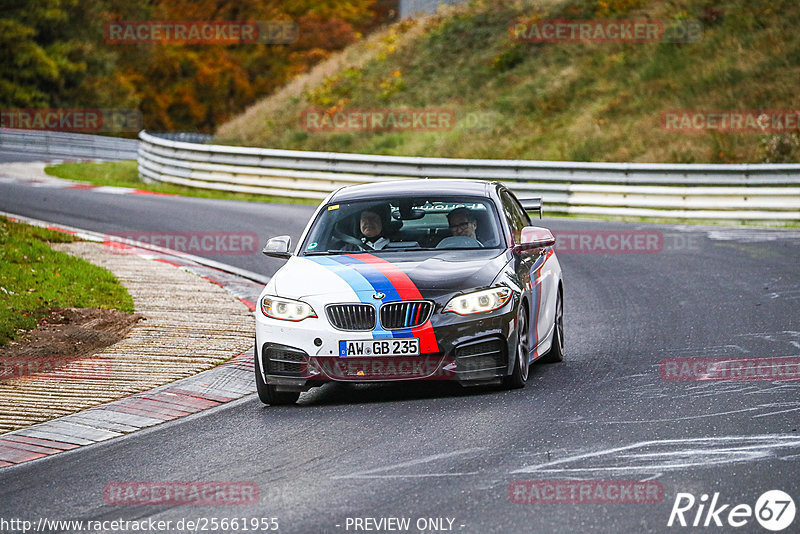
[0,174,175,197]
[0,212,269,469]
[0,350,256,467]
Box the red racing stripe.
[349,253,440,353]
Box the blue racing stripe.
[331,255,413,338]
[307,256,393,339]
[331,255,402,302]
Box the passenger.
[447,207,479,240]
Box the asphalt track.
[0,152,55,163]
[1,166,800,533]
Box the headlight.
[261,296,317,321]
[442,287,513,315]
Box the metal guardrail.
[0,129,139,160]
[149,132,213,144]
[138,130,800,221]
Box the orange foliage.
[106,0,392,132]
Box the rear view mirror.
[514,226,555,255]
[392,208,426,220]
[262,235,292,259]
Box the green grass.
[44,161,318,205]
[0,216,134,346]
[215,0,800,164]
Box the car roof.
[329,179,497,203]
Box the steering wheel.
[332,228,367,251]
[436,236,483,249]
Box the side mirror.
[514,226,555,255]
[262,235,292,259]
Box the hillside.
[214,0,800,163]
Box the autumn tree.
[1,0,395,132]
[0,0,137,109]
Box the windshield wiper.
[304,250,351,256]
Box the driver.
[357,209,390,250]
[447,207,479,240]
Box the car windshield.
[301,196,504,255]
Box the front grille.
[380,301,433,329]
[454,338,506,376]
[264,344,306,375]
[326,304,376,331]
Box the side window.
[500,190,529,244]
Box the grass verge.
[0,216,134,346]
[215,0,800,164]
[44,160,318,205]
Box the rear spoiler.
[519,197,543,219]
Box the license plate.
[339,338,420,357]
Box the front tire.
[255,344,300,405]
[539,287,564,364]
[504,305,530,389]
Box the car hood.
[272,250,511,300]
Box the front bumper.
[255,302,517,391]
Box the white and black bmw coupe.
[255,179,563,404]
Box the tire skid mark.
[511,435,800,477]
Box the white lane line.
[333,473,480,479]
[567,402,800,425]
[511,435,800,475]
[638,473,663,482]
[658,345,749,357]
[571,407,761,424]
[332,447,486,480]
[692,387,762,398]
[744,384,800,395]
[752,406,800,418]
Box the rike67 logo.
[668,490,796,531]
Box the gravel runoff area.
[0,240,255,433]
